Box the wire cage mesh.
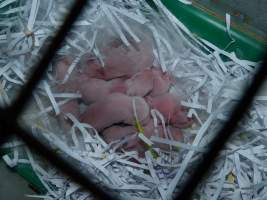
[0,0,267,200]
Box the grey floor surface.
[0,161,35,200]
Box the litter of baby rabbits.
[1,0,267,200]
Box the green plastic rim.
[161,0,267,61]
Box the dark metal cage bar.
[0,0,266,199]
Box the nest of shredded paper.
[1,0,266,200]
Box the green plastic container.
[163,0,267,61]
[1,0,267,193]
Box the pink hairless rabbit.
[146,93,192,128]
[52,37,192,156]
[102,118,183,156]
[79,93,150,131]
[80,78,127,104]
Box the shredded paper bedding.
[0,0,266,200]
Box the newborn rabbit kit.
[53,33,192,157]
[29,2,199,198]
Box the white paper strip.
[27,0,40,31]
[43,81,60,115]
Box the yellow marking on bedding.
[227,172,236,184]
[135,117,145,133]
[135,117,158,159]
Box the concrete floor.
[0,161,35,200]
[0,1,266,199]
